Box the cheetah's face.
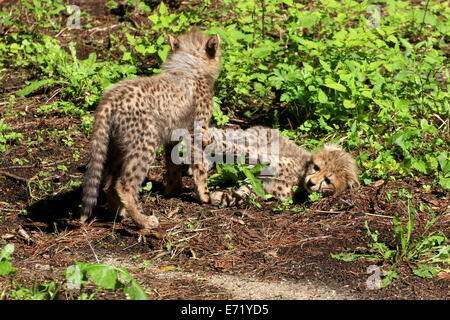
[304,144,359,195]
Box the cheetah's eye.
[313,164,320,172]
[324,177,331,184]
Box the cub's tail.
[80,101,112,223]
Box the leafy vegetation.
[1,0,448,190]
[0,0,448,297]
[0,244,16,276]
[331,200,449,287]
[65,261,148,300]
[0,244,148,300]
[208,163,270,199]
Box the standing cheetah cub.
[205,126,359,206]
[81,30,221,229]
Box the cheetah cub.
[81,30,221,229]
[205,126,359,206]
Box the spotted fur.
[206,127,359,206]
[81,30,221,229]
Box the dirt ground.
[0,155,449,299]
[0,0,449,300]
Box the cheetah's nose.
[306,179,315,188]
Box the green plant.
[8,281,60,300]
[308,192,322,202]
[0,244,15,276]
[208,163,269,199]
[20,0,66,29]
[332,200,449,286]
[9,36,137,111]
[140,181,153,192]
[65,261,148,300]
[0,244,60,300]
[0,120,23,153]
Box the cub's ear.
[168,33,180,51]
[205,34,220,58]
[323,143,343,151]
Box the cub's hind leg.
[114,144,159,229]
[162,143,183,197]
[103,174,125,221]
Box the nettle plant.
[332,200,449,287]
[203,0,449,189]
[11,36,138,112]
[2,0,448,188]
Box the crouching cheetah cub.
[81,30,221,229]
[205,126,359,206]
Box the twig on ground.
[0,169,31,183]
[364,213,393,219]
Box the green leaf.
[141,181,153,192]
[438,177,450,190]
[411,158,427,174]
[323,79,346,92]
[87,265,118,290]
[297,13,319,28]
[159,2,168,16]
[241,166,266,198]
[65,264,83,289]
[412,264,438,278]
[319,59,331,72]
[0,243,14,261]
[437,152,449,174]
[382,269,399,287]
[16,79,58,97]
[317,89,328,103]
[0,261,15,276]
[428,245,450,263]
[330,253,362,262]
[76,263,118,290]
[158,45,170,62]
[123,280,149,300]
[343,99,356,109]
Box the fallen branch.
[0,169,30,183]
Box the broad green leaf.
[319,59,331,72]
[317,89,328,103]
[123,280,149,300]
[437,152,449,173]
[297,14,319,28]
[81,264,118,290]
[158,45,170,62]
[438,177,450,190]
[343,99,356,109]
[65,264,83,289]
[411,159,427,174]
[159,2,168,15]
[324,79,346,92]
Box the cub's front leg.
[190,132,211,203]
